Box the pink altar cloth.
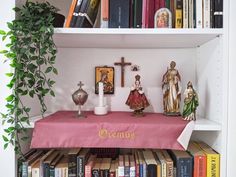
[31,111,190,150]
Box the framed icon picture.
[95,66,115,94]
[154,8,172,28]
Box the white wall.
[227,0,236,176]
[0,1,16,177]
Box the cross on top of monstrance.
[77,81,84,89]
[114,57,132,87]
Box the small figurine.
[126,74,150,116]
[72,81,88,118]
[162,61,181,116]
[182,81,199,121]
[154,8,172,28]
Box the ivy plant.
[0,1,58,157]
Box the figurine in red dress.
[126,75,150,116]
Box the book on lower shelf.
[18,142,220,177]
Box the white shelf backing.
[53,28,223,48]
[27,113,221,131]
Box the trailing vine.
[0,1,58,157]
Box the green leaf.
[0,50,8,54]
[0,30,6,35]
[7,83,14,89]
[24,107,31,112]
[45,67,52,73]
[29,90,35,98]
[4,143,8,150]
[6,95,14,102]
[53,68,58,75]
[20,117,28,122]
[50,90,55,97]
[5,73,13,77]
[7,22,13,30]
[2,35,7,41]
[6,103,14,109]
[13,7,21,12]
[2,135,9,142]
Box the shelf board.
[53,28,223,48]
[26,113,221,131]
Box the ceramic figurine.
[182,81,199,121]
[126,74,150,116]
[162,61,181,116]
[72,81,88,118]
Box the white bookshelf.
[25,114,222,131]
[54,28,223,48]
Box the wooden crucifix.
[114,57,132,87]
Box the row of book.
[64,0,223,29]
[18,141,220,177]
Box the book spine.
[103,169,110,177]
[43,163,50,177]
[194,156,206,177]
[147,165,157,177]
[92,169,100,177]
[75,0,90,27]
[146,0,155,28]
[77,157,85,177]
[85,165,92,177]
[68,155,77,177]
[142,163,146,177]
[175,0,183,28]
[189,0,194,28]
[214,0,223,28]
[161,162,166,177]
[32,169,40,177]
[142,0,147,28]
[101,0,109,28]
[130,0,134,28]
[135,163,139,177]
[177,158,193,177]
[65,0,78,27]
[183,0,188,28]
[130,166,135,177]
[170,0,175,27]
[139,164,143,177]
[118,166,124,177]
[166,162,173,177]
[196,0,202,28]
[154,0,160,12]
[110,172,116,177]
[206,154,220,177]
[165,0,170,9]
[28,166,32,177]
[193,0,196,28]
[49,168,55,177]
[160,0,165,8]
[133,0,143,28]
[124,166,130,177]
[203,0,210,28]
[22,162,28,177]
[70,0,83,27]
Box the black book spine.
[103,169,110,177]
[77,156,84,177]
[109,0,130,28]
[70,0,83,27]
[68,155,77,177]
[176,157,193,177]
[49,167,55,177]
[124,166,130,177]
[92,169,100,177]
[133,0,143,28]
[214,0,223,28]
[75,0,91,27]
[43,163,50,177]
[210,0,215,28]
[129,0,134,28]
[147,164,157,177]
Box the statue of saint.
[126,75,150,116]
[182,81,199,121]
[162,61,181,115]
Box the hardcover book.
[109,0,130,28]
[142,150,157,177]
[65,0,79,27]
[70,0,83,27]
[175,0,183,28]
[195,142,220,177]
[100,158,112,177]
[153,150,166,177]
[187,142,207,177]
[55,156,69,177]
[85,155,97,177]
[133,0,142,28]
[92,158,102,177]
[161,150,174,177]
[214,0,223,28]
[124,155,130,177]
[68,148,81,177]
[43,151,60,177]
[168,150,193,177]
[77,148,90,177]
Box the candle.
[99,82,104,107]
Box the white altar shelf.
[53,28,223,49]
[26,113,222,131]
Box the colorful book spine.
[65,0,78,27]
[175,0,183,28]
[142,0,147,28]
[101,0,109,28]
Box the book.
[142,150,157,177]
[134,151,140,177]
[32,159,41,177]
[70,0,83,27]
[118,155,124,177]
[40,150,55,177]
[153,153,161,177]
[110,160,118,177]
[124,155,130,177]
[146,0,155,28]
[65,0,79,27]
[85,155,97,177]
[187,142,207,177]
[109,0,130,28]
[183,0,188,28]
[100,0,109,28]
[49,153,64,177]
[203,0,210,28]
[168,150,193,177]
[137,151,146,177]
[77,148,90,177]
[214,0,223,28]
[195,142,220,177]
[154,150,166,177]
[142,0,147,28]
[196,0,202,28]
[161,150,173,177]
[74,0,90,27]
[92,158,102,177]
[55,156,69,177]
[133,0,143,28]
[175,0,183,28]
[43,151,60,177]
[129,155,135,177]
[100,158,112,177]
[68,148,81,177]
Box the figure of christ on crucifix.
[114,57,132,87]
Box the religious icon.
[162,61,181,116]
[131,65,140,71]
[126,74,150,116]
[182,81,199,121]
[95,66,114,94]
[154,8,172,28]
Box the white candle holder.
[94,82,108,115]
